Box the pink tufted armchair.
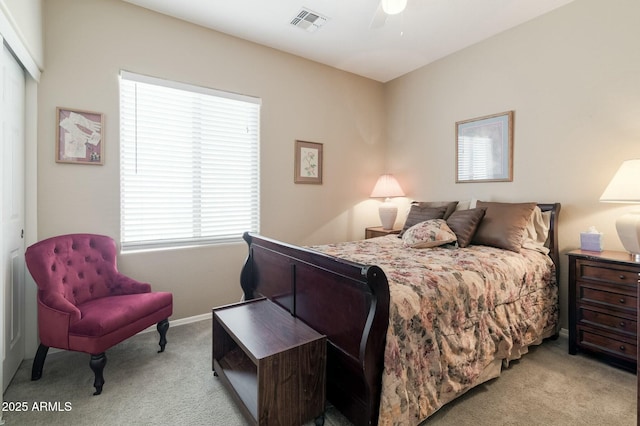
[25,233,173,395]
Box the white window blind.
[120,71,261,250]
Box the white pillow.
[522,207,551,254]
[455,198,479,211]
[402,219,457,249]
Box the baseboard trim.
[140,312,212,334]
[172,312,213,327]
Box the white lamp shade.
[600,159,640,260]
[370,174,405,198]
[600,159,640,202]
[381,0,408,15]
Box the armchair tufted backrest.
[25,234,121,307]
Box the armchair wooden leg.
[90,352,107,395]
[31,344,50,381]
[157,318,169,353]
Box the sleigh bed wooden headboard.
[240,203,560,426]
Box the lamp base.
[378,199,398,230]
[615,211,640,262]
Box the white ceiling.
[122,0,574,83]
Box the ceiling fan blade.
[369,2,388,29]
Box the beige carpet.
[2,318,636,425]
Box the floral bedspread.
[311,235,558,425]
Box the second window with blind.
[119,71,261,251]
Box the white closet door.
[1,39,26,392]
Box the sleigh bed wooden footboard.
[240,232,390,426]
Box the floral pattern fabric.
[310,235,557,425]
[401,219,457,248]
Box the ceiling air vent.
[290,8,329,33]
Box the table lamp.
[600,159,640,261]
[370,174,405,230]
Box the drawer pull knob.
[619,345,626,351]
[619,321,626,328]
[619,298,626,304]
[619,274,626,279]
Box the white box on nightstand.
[580,232,603,252]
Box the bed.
[240,202,560,425]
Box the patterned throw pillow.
[402,219,457,249]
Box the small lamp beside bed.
[370,174,405,230]
[600,159,640,261]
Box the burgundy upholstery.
[25,233,173,394]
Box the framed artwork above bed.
[455,111,513,183]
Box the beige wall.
[385,0,640,328]
[38,0,385,320]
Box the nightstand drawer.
[578,262,638,286]
[579,308,636,336]
[579,329,636,361]
[579,286,637,311]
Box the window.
[119,71,260,250]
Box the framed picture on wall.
[56,107,104,165]
[294,140,323,184]
[455,111,514,183]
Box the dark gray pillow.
[411,201,459,219]
[446,207,486,248]
[399,206,447,237]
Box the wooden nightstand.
[212,298,326,425]
[365,226,401,239]
[568,249,639,372]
